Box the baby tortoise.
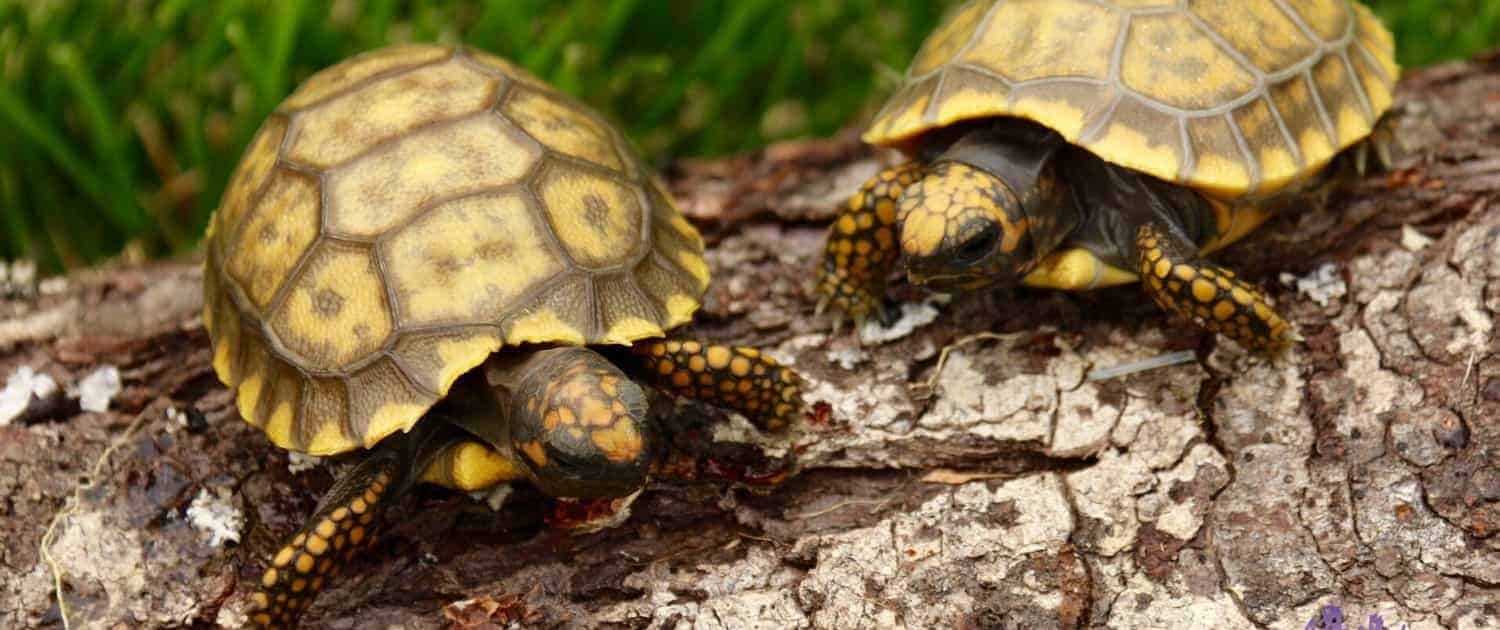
[817,0,1398,354]
[201,44,803,628]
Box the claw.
[1374,139,1394,172]
[875,298,899,328]
[813,163,922,337]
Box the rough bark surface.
[3,53,1499,630]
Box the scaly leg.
[815,162,924,332]
[246,418,468,629]
[633,338,803,431]
[247,447,404,629]
[1135,224,1297,355]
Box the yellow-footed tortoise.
[816,0,1399,354]
[201,44,804,628]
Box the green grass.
[0,1,1495,271]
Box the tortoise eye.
[953,225,999,265]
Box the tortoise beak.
[907,270,991,291]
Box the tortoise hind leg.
[1134,224,1297,356]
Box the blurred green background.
[1,1,1496,271]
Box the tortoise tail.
[246,450,401,629]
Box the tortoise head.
[508,347,653,498]
[897,160,1041,291]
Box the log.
[2,50,1498,629]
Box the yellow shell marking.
[1288,0,1351,41]
[216,115,287,238]
[325,114,541,239]
[285,58,495,169]
[384,191,562,327]
[390,330,505,403]
[361,404,429,452]
[225,172,321,309]
[867,90,931,147]
[264,373,302,450]
[1353,4,1398,78]
[507,309,586,347]
[908,0,990,77]
[603,317,663,345]
[281,44,451,111]
[1086,101,1182,188]
[961,0,1118,83]
[1269,76,1335,175]
[1186,115,1253,198]
[1006,84,1100,144]
[465,49,549,89]
[1349,42,1393,118]
[1319,49,1379,160]
[209,304,241,386]
[536,165,644,269]
[504,87,628,173]
[234,347,270,426]
[306,416,354,456]
[1190,0,1314,74]
[1232,97,1298,192]
[654,279,706,329]
[269,242,391,371]
[663,213,711,286]
[595,278,675,342]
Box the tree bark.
[3,52,1498,629]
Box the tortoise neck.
[934,121,1083,260]
[430,364,516,453]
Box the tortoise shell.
[202,44,710,456]
[865,0,1399,197]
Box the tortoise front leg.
[814,162,925,332]
[248,420,482,629]
[632,338,804,431]
[248,446,406,629]
[1134,224,1297,355]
